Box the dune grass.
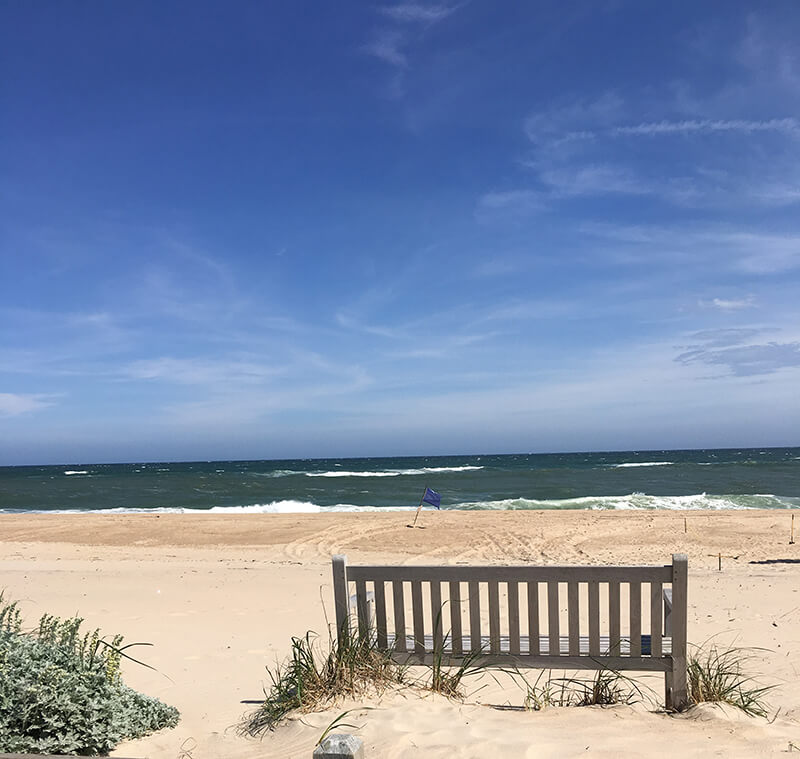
[520,668,646,710]
[242,628,406,736]
[686,641,774,717]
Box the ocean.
[1,447,798,514]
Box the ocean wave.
[4,493,797,515]
[454,493,798,510]
[0,500,418,515]
[607,462,674,468]
[306,465,483,478]
[63,470,89,475]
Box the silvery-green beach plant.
[0,593,179,756]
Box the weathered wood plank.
[469,580,481,652]
[374,579,388,649]
[650,581,663,658]
[609,580,621,655]
[348,565,671,583]
[392,580,407,653]
[547,581,560,656]
[588,579,600,656]
[670,554,689,709]
[332,554,350,638]
[411,580,425,655]
[355,579,369,638]
[567,581,580,655]
[449,580,463,656]
[430,580,443,652]
[629,581,642,657]
[508,581,520,656]
[527,581,540,655]
[488,580,501,654]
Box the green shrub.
[0,593,179,756]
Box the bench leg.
[665,657,688,710]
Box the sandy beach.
[1,509,799,758]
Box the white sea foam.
[306,465,483,478]
[63,470,89,475]
[609,462,674,468]
[4,493,797,515]
[454,493,798,511]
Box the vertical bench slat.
[629,581,642,657]
[469,580,481,653]
[650,581,663,658]
[588,580,600,656]
[355,579,369,639]
[332,555,350,641]
[609,580,621,655]
[430,580,444,652]
[527,581,540,655]
[547,581,560,655]
[488,580,501,654]
[508,581,521,655]
[392,580,407,652]
[449,581,463,656]
[567,581,580,655]
[374,580,388,649]
[411,580,425,654]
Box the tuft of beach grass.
[686,640,774,717]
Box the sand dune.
[1,510,798,757]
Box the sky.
[1,1,800,465]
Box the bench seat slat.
[384,633,672,658]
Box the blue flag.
[422,487,441,509]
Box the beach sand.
[1,510,799,758]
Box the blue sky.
[2,1,799,465]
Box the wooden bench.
[332,553,688,709]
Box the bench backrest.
[332,554,687,670]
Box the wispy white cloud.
[613,117,800,137]
[582,223,800,274]
[362,29,409,68]
[476,189,546,217]
[379,3,460,24]
[362,1,464,98]
[0,392,54,416]
[123,357,285,386]
[698,296,756,311]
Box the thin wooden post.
[332,555,350,642]
[668,554,689,710]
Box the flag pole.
[410,501,423,528]
[408,487,427,528]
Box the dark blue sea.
[1,447,799,514]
